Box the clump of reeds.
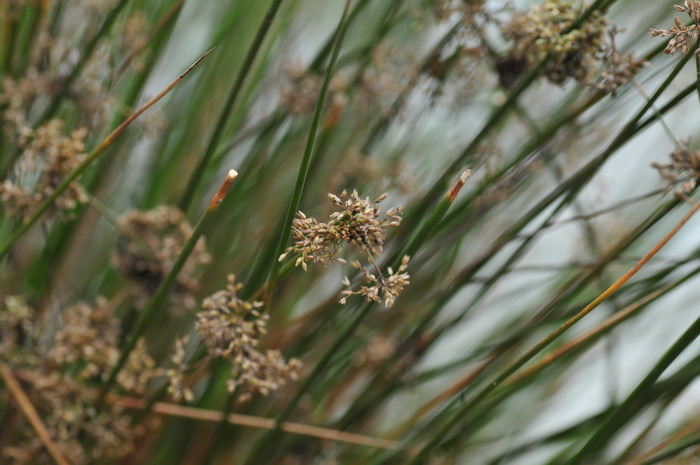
[3,1,700,465]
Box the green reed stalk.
[179,0,286,213]
[101,169,238,398]
[399,196,700,465]
[264,0,352,303]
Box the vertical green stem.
[100,169,239,398]
[179,0,286,213]
[264,0,351,302]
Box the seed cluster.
[280,190,403,270]
[650,1,700,55]
[652,142,700,195]
[595,30,648,95]
[193,275,301,401]
[500,0,608,86]
[1,297,157,465]
[280,190,411,308]
[0,120,88,220]
[113,206,210,308]
[341,255,411,308]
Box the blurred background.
[2,0,700,464]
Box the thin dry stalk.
[626,416,700,465]
[109,396,400,450]
[508,282,677,385]
[0,364,72,465]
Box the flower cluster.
[1,297,157,465]
[192,275,301,401]
[595,30,648,95]
[500,0,609,86]
[0,295,35,363]
[279,190,410,308]
[113,206,210,308]
[0,120,88,220]
[280,190,403,269]
[652,142,700,195]
[650,1,700,55]
[166,336,194,403]
[341,255,411,308]
[280,65,348,116]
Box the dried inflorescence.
[279,190,410,308]
[354,335,397,366]
[190,275,301,401]
[341,255,411,308]
[280,65,349,115]
[652,142,700,194]
[595,30,648,95]
[650,1,700,55]
[358,44,418,115]
[280,190,403,270]
[166,336,194,403]
[0,70,56,127]
[500,0,609,86]
[1,297,157,465]
[431,0,485,21]
[0,296,36,363]
[113,206,210,308]
[0,119,88,220]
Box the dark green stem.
[265,1,351,302]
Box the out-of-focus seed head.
[500,0,609,86]
[113,206,210,309]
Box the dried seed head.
[0,120,88,220]
[340,255,411,308]
[280,190,403,269]
[650,2,700,55]
[196,275,301,400]
[113,206,210,309]
[500,0,609,86]
[652,141,700,195]
[595,29,648,95]
[2,297,157,465]
[0,295,36,363]
[166,336,194,403]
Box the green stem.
[264,0,351,303]
[100,169,239,398]
[179,0,286,213]
[399,197,700,465]
[566,311,700,464]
